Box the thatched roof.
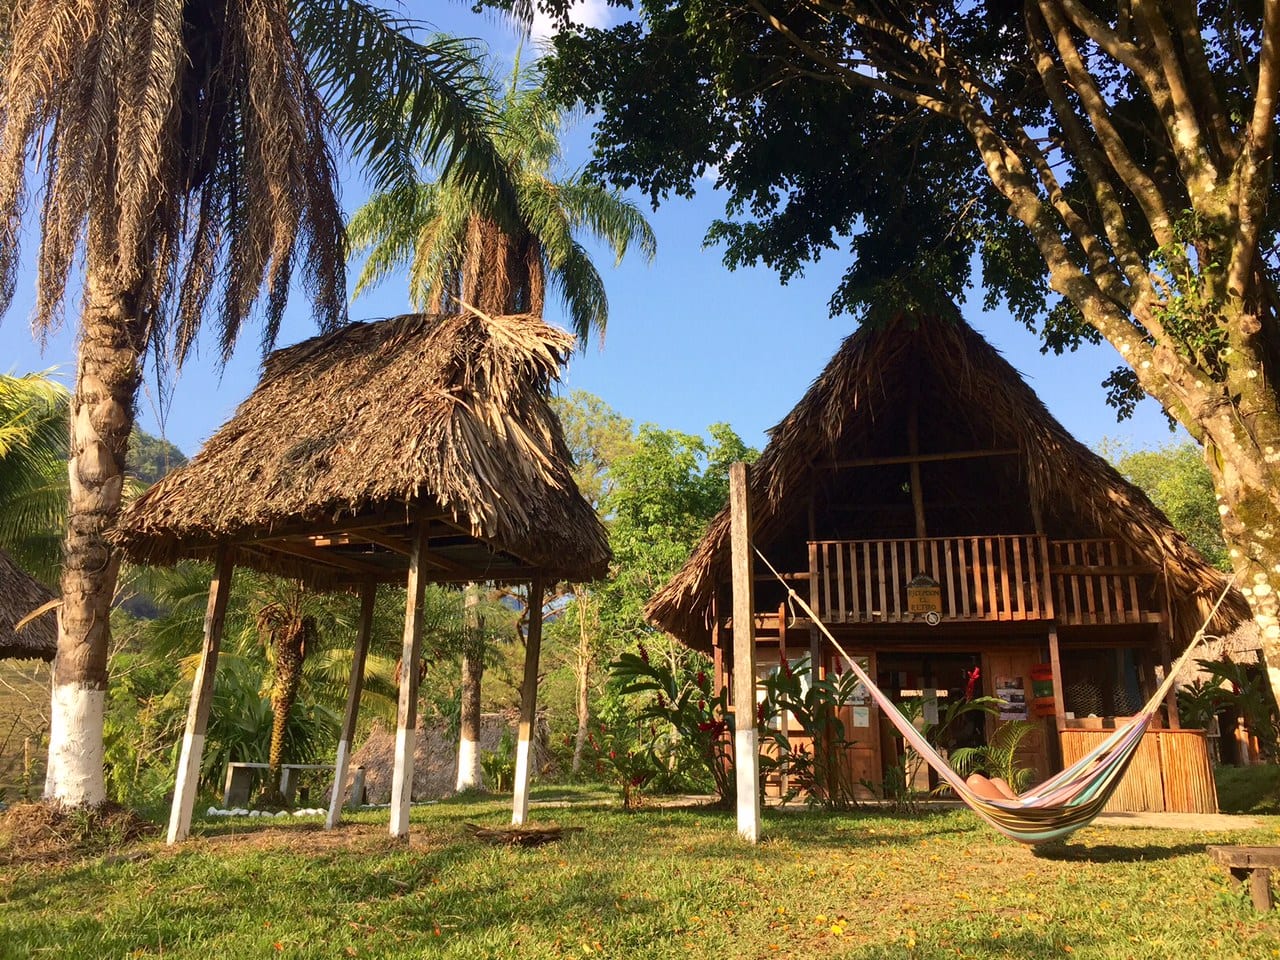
[0,549,56,661]
[647,315,1249,649]
[115,311,609,587]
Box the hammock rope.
[752,546,1233,844]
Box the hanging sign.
[906,574,942,617]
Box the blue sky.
[0,4,1181,459]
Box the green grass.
[2,786,1278,959]
[1217,764,1280,814]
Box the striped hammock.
[755,548,1230,845]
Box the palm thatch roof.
[647,315,1249,649]
[114,311,609,587]
[0,549,56,661]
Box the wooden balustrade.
[1049,539,1159,626]
[809,535,1048,624]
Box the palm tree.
[0,1,519,807]
[348,60,657,343]
[349,61,655,790]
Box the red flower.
[698,699,706,712]
[696,670,708,689]
[609,750,616,760]
[698,721,715,732]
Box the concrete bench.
[222,762,364,809]
[1207,845,1278,911]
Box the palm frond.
[294,2,518,224]
[548,241,609,344]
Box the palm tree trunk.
[45,275,145,806]
[456,586,484,791]
[267,635,304,804]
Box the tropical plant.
[347,59,656,343]
[758,657,864,809]
[0,0,520,807]
[479,731,516,793]
[610,646,733,802]
[950,720,1042,795]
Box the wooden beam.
[1048,624,1067,733]
[729,462,761,843]
[326,581,376,830]
[390,526,430,839]
[264,539,388,577]
[512,576,546,826]
[168,545,236,845]
[816,448,1020,470]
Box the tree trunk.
[456,586,484,791]
[1205,448,1280,711]
[268,639,304,801]
[571,586,592,776]
[45,277,144,806]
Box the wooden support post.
[390,526,429,840]
[730,462,761,842]
[512,576,546,826]
[1048,624,1066,733]
[326,581,377,830]
[167,546,235,845]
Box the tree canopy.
[544,1,1280,699]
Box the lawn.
[1,788,1277,959]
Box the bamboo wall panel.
[1058,729,1217,813]
[1159,730,1219,813]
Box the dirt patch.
[0,801,156,865]
[193,821,406,855]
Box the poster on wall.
[848,657,872,727]
[995,676,1028,721]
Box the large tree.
[546,2,1280,701]
[348,63,655,788]
[0,0,517,806]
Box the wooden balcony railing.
[807,535,1163,627]
[1049,539,1159,625]
[809,535,1049,624]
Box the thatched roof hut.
[114,310,608,845]
[0,549,56,661]
[646,315,1248,650]
[115,311,609,586]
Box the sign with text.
[906,574,942,615]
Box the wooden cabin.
[647,317,1249,814]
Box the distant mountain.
[127,430,187,485]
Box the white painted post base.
[511,736,533,826]
[456,736,480,792]
[169,730,206,844]
[325,739,351,831]
[390,723,415,837]
[734,726,761,842]
[390,530,428,840]
[44,684,107,807]
[511,577,545,827]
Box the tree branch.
[1026,5,1151,300]
[1228,0,1280,300]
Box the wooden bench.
[222,762,364,809]
[1207,845,1278,911]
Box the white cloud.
[531,0,613,50]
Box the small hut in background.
[0,548,56,662]
[649,315,1248,816]
[115,311,609,843]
